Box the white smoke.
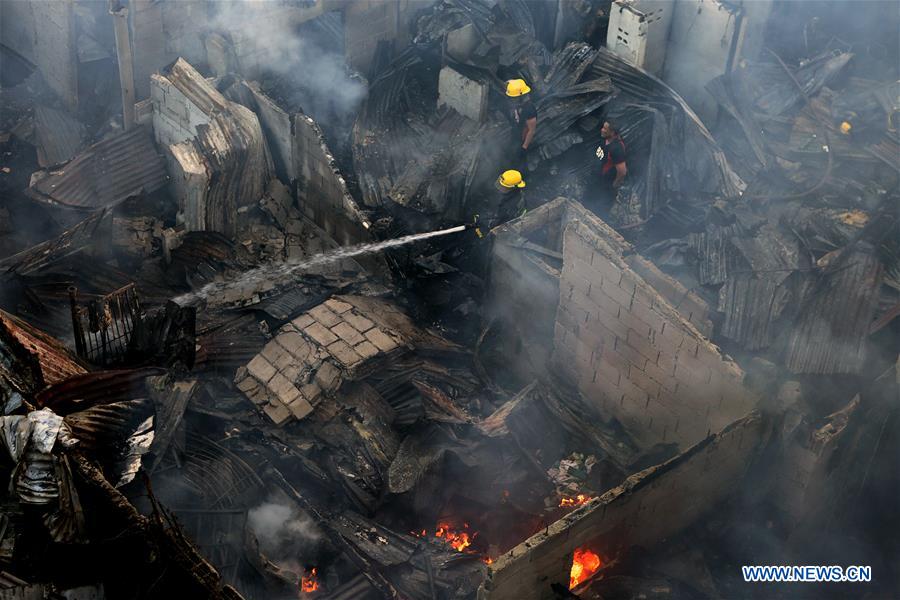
[248,499,322,562]
[209,0,366,122]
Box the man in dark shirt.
[506,79,537,169]
[598,120,627,190]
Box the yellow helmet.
[840,121,852,135]
[498,170,526,188]
[505,79,531,97]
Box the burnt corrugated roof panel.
[33,105,86,168]
[785,244,883,374]
[0,309,86,385]
[0,209,111,276]
[28,126,168,210]
[35,368,164,414]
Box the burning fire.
[569,548,601,589]
[301,568,319,593]
[412,522,487,555]
[559,494,592,508]
[435,522,472,552]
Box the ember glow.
[569,548,602,589]
[301,568,319,593]
[559,494,592,508]
[412,522,483,554]
[436,522,473,552]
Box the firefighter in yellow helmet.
[495,169,527,222]
[505,79,537,171]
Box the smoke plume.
[248,499,322,564]
[209,0,366,124]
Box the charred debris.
[0,1,898,599]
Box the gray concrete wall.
[245,82,296,183]
[1,1,36,64]
[661,0,739,125]
[5,0,78,109]
[343,0,423,75]
[552,217,757,451]
[607,0,675,76]
[293,113,371,248]
[480,412,770,600]
[438,66,488,122]
[130,0,209,101]
[150,72,217,148]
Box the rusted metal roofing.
[27,125,168,210]
[35,368,164,414]
[0,309,86,386]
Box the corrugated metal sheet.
[28,125,168,210]
[64,398,155,486]
[35,368,164,414]
[785,244,884,374]
[194,314,268,373]
[716,227,804,351]
[590,47,744,218]
[0,208,111,276]
[33,105,86,168]
[0,309,86,385]
[688,223,743,286]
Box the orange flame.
[569,548,601,589]
[301,567,319,593]
[435,522,472,552]
[559,494,592,508]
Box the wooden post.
[109,0,136,130]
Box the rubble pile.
[0,1,897,599]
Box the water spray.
[175,224,471,305]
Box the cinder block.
[437,66,489,122]
[332,321,365,346]
[247,354,277,384]
[613,337,648,371]
[327,340,363,368]
[308,304,342,328]
[599,274,635,309]
[304,322,338,347]
[625,327,659,365]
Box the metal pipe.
[109,0,136,130]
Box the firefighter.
[495,169,527,222]
[506,79,538,170]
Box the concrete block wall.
[487,199,571,383]
[293,114,371,248]
[245,83,296,183]
[480,412,770,600]
[553,218,757,451]
[438,67,488,122]
[1,1,36,64]
[661,0,739,125]
[150,73,222,148]
[343,0,422,75]
[131,0,208,101]
[165,141,209,233]
[27,0,78,109]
